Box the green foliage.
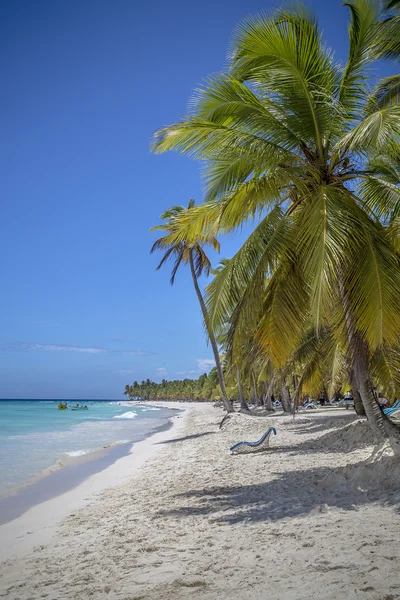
[124,370,222,401]
[152,1,400,368]
[149,1,400,412]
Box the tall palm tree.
[151,200,234,413]
[152,1,400,442]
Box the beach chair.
[383,400,400,416]
[230,427,277,455]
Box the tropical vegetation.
[124,371,225,402]
[150,200,234,413]
[133,0,400,444]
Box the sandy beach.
[1,403,400,600]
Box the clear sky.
[0,0,392,398]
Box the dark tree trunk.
[251,370,259,406]
[338,269,400,442]
[291,374,301,414]
[189,251,233,414]
[280,382,292,413]
[348,367,366,416]
[261,381,268,409]
[352,335,400,443]
[237,368,251,413]
[265,376,275,411]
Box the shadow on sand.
[288,413,361,435]
[156,431,216,445]
[156,454,400,525]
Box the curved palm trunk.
[189,251,234,414]
[339,271,398,440]
[352,334,400,442]
[353,389,365,417]
[348,367,366,416]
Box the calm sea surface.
[0,400,178,496]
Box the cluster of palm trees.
[124,371,223,401]
[150,0,400,444]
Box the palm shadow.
[156,431,216,444]
[156,455,400,524]
[288,414,361,435]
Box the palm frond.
[336,104,400,151]
[230,5,340,157]
[256,264,310,367]
[206,206,288,334]
[370,346,400,397]
[339,0,380,119]
[368,74,400,109]
[359,175,400,221]
[345,218,400,349]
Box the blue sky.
[0,0,391,398]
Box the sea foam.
[113,411,137,419]
[65,449,90,457]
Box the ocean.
[0,399,178,497]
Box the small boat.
[58,403,68,410]
[70,405,88,411]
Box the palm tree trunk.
[353,389,365,416]
[265,376,275,411]
[251,370,259,406]
[237,368,251,413]
[348,366,366,416]
[351,333,400,442]
[280,382,292,413]
[338,270,397,439]
[189,251,233,414]
[262,381,268,409]
[291,375,301,415]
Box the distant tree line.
[124,369,222,401]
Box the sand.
[1,403,400,600]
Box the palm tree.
[151,200,234,413]
[376,0,400,86]
[152,2,400,442]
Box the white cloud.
[196,358,215,372]
[156,367,168,377]
[29,344,105,354]
[6,343,154,356]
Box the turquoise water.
[0,400,178,496]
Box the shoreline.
[0,402,179,504]
[0,418,176,526]
[0,404,189,562]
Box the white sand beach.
[1,403,400,600]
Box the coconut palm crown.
[151,200,234,414]
[151,1,400,440]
